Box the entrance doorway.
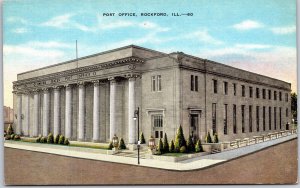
[190,114,199,141]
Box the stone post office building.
[12,45,291,144]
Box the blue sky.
[3,0,297,107]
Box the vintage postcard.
[2,0,298,185]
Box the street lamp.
[133,107,140,165]
[112,134,119,151]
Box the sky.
[3,0,297,108]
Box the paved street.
[4,139,297,185]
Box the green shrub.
[40,136,47,143]
[163,133,169,152]
[7,124,14,135]
[4,131,7,137]
[195,139,203,152]
[140,132,146,144]
[11,134,15,140]
[14,135,21,141]
[36,136,42,143]
[187,135,195,153]
[157,138,164,154]
[47,133,54,144]
[64,138,70,145]
[174,125,187,152]
[118,138,126,149]
[205,132,213,143]
[213,133,219,143]
[58,135,65,145]
[108,141,113,150]
[54,134,60,144]
[169,140,175,153]
[180,146,187,153]
[5,135,11,140]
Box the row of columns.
[15,76,138,143]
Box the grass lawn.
[162,153,186,157]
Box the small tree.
[169,140,175,153]
[54,134,60,144]
[47,133,54,144]
[187,135,195,153]
[64,138,70,145]
[140,132,146,144]
[174,125,187,152]
[7,124,14,135]
[163,133,169,152]
[157,138,164,154]
[213,133,219,143]
[118,138,126,149]
[195,139,203,152]
[36,136,42,143]
[205,132,213,143]
[58,135,65,145]
[40,137,47,143]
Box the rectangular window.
[249,105,252,132]
[157,75,161,91]
[153,115,163,127]
[152,75,162,92]
[249,87,253,98]
[274,107,277,129]
[262,89,266,99]
[279,92,282,101]
[269,107,272,130]
[242,85,245,97]
[191,75,194,91]
[286,108,289,117]
[195,76,198,92]
[274,91,277,100]
[256,106,260,132]
[233,83,236,96]
[223,82,228,95]
[151,76,156,91]
[233,104,237,134]
[268,90,272,100]
[242,105,245,133]
[279,107,282,129]
[155,131,159,138]
[224,104,228,135]
[160,131,163,138]
[213,79,218,94]
[256,88,260,98]
[212,103,217,134]
[263,106,266,131]
[285,93,288,102]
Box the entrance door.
[190,114,199,140]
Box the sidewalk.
[4,134,297,171]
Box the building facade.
[12,45,291,143]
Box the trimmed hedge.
[140,132,146,144]
[180,146,187,153]
[163,133,169,152]
[54,134,60,144]
[174,125,186,152]
[157,138,164,154]
[195,139,203,152]
[213,133,219,143]
[118,138,126,149]
[47,133,54,144]
[7,124,14,135]
[58,135,65,145]
[187,135,195,153]
[205,132,213,143]
[64,138,70,145]
[169,140,175,153]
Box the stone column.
[33,90,39,137]
[24,93,30,136]
[53,86,61,135]
[128,77,136,144]
[78,82,85,141]
[42,88,50,136]
[16,93,22,135]
[65,84,72,139]
[93,81,100,142]
[109,78,117,140]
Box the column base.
[92,139,100,143]
[77,138,85,142]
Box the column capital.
[77,81,85,88]
[124,73,141,79]
[52,86,62,91]
[42,88,50,93]
[92,80,100,86]
[64,84,73,89]
[32,89,40,94]
[108,77,116,84]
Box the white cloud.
[184,30,223,45]
[233,20,264,30]
[235,43,272,50]
[12,28,28,34]
[41,14,73,28]
[7,17,28,24]
[271,25,296,35]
